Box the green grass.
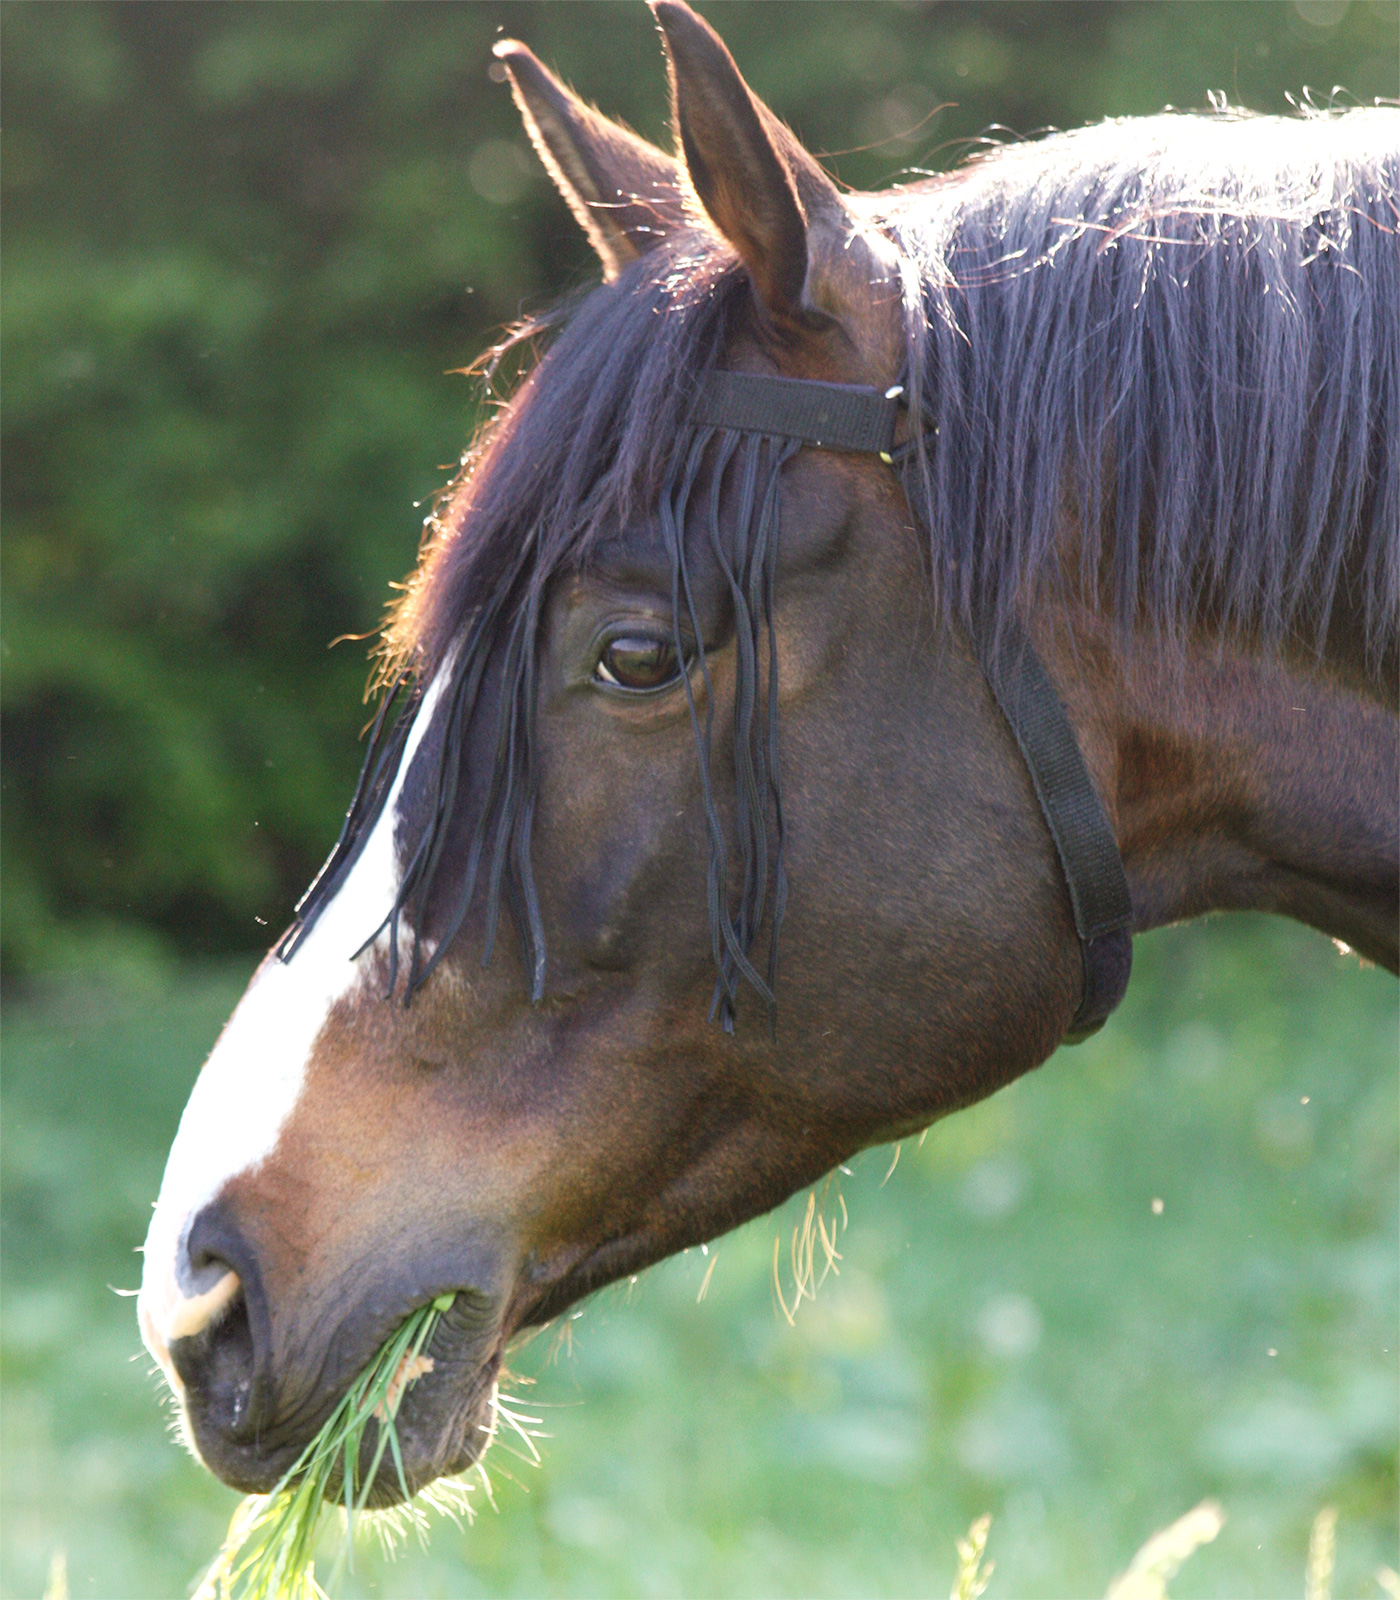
[196,1295,460,1600]
[2,915,1396,1598]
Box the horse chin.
[179,1405,313,1498]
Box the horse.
[137,0,1399,1506]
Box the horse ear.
[493,41,684,281]
[650,0,843,328]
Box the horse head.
[138,0,1399,1502]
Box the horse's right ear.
[493,41,684,281]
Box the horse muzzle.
[139,1196,513,1500]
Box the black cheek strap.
[695,368,1134,1041]
[973,612,1133,1040]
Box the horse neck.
[1036,608,1399,973]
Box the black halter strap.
[697,369,1133,1041]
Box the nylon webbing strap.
[978,617,1132,943]
[697,366,1134,1042]
[697,372,899,456]
[974,614,1133,1040]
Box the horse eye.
[594,635,683,692]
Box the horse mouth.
[355,1241,656,1503]
[174,1232,659,1504]
[176,1296,508,1505]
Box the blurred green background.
[1,4,1396,1598]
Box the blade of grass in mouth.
[195,1292,460,1600]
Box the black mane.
[886,107,1398,665]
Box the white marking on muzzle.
[138,669,449,1387]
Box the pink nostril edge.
[167,1269,242,1342]
[139,1268,242,1388]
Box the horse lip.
[185,1336,506,1502]
[183,1418,306,1496]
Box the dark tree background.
[3,1,1395,976]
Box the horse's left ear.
[494,40,685,281]
[651,0,854,331]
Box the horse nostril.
[169,1277,264,1444]
[170,1203,273,1441]
[184,1239,238,1297]
[167,1263,242,1343]
[167,1207,246,1342]
[174,1205,267,1354]
[182,1202,253,1297]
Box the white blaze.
[138,671,449,1386]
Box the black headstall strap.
[696,369,1134,1042]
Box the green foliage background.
[2,0,1397,973]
